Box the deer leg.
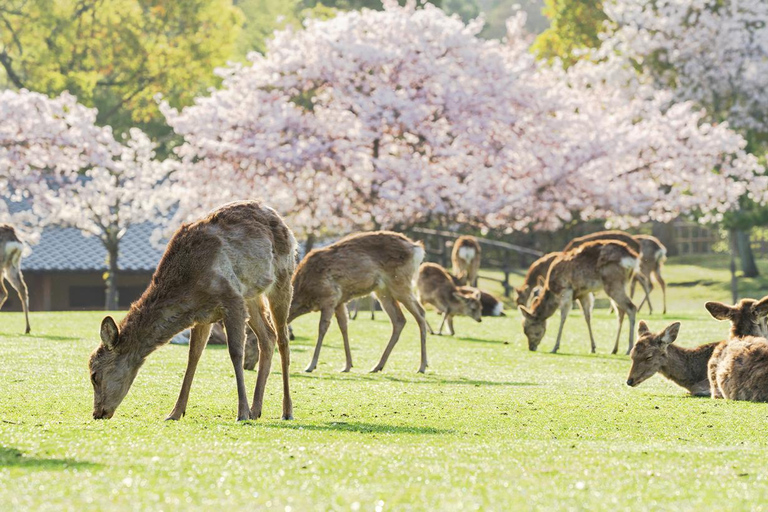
[5,264,30,334]
[335,303,353,372]
[246,297,276,420]
[447,315,455,336]
[167,323,213,420]
[438,310,450,335]
[0,277,8,311]
[266,280,293,420]
[654,268,667,315]
[370,293,406,373]
[577,294,597,354]
[224,303,251,421]
[243,321,260,371]
[349,299,358,320]
[305,306,334,373]
[605,278,637,355]
[551,290,573,354]
[398,293,429,373]
[371,296,376,320]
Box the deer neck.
[119,293,196,360]
[532,289,560,321]
[660,342,718,392]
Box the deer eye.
[90,373,99,386]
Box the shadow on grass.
[292,372,537,387]
[0,447,98,470]
[545,351,628,361]
[260,421,453,435]
[0,332,80,341]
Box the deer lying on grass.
[705,297,768,401]
[630,235,667,314]
[447,273,504,317]
[452,235,481,287]
[417,263,482,335]
[89,201,296,422]
[626,321,719,396]
[520,241,638,354]
[515,252,560,308]
[0,225,30,334]
[289,231,428,373]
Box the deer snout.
[626,378,635,387]
[93,408,114,420]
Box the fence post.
[503,250,512,297]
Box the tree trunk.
[736,230,759,278]
[105,241,120,310]
[303,233,316,257]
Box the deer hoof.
[369,366,383,373]
[282,413,294,421]
[339,366,352,373]
[304,365,316,373]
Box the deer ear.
[472,289,481,301]
[661,322,681,345]
[519,306,534,320]
[536,275,546,288]
[754,296,768,318]
[100,316,119,350]
[637,320,650,336]
[705,301,733,321]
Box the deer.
[447,272,504,317]
[417,263,482,335]
[288,231,429,374]
[631,234,667,315]
[563,230,660,314]
[452,235,481,287]
[0,225,31,334]
[705,297,768,400]
[515,252,560,308]
[88,201,296,422]
[626,321,720,396]
[519,240,638,354]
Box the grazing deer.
[631,234,667,314]
[417,263,482,335]
[452,235,481,287]
[0,225,30,334]
[515,252,560,308]
[564,230,662,314]
[289,231,428,373]
[520,241,638,354]
[705,297,768,400]
[89,201,296,422]
[626,321,719,396]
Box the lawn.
[2,254,768,510]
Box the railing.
[410,227,544,297]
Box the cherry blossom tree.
[163,2,766,237]
[1,89,176,309]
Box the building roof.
[23,223,165,273]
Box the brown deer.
[89,201,296,422]
[564,230,662,314]
[0,225,30,334]
[631,234,667,314]
[626,321,719,396]
[289,231,428,374]
[452,235,481,287]
[705,297,768,400]
[417,263,482,335]
[519,241,638,354]
[515,252,560,308]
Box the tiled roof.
[23,223,165,273]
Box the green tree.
[0,0,242,138]
[531,0,606,66]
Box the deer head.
[455,287,482,322]
[520,306,546,351]
[626,321,680,387]
[88,316,142,419]
[705,297,768,338]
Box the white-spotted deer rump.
[89,201,296,422]
[520,241,638,354]
[452,235,481,287]
[289,231,429,373]
[417,263,482,336]
[0,225,30,334]
[705,297,768,401]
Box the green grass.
[2,254,768,510]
